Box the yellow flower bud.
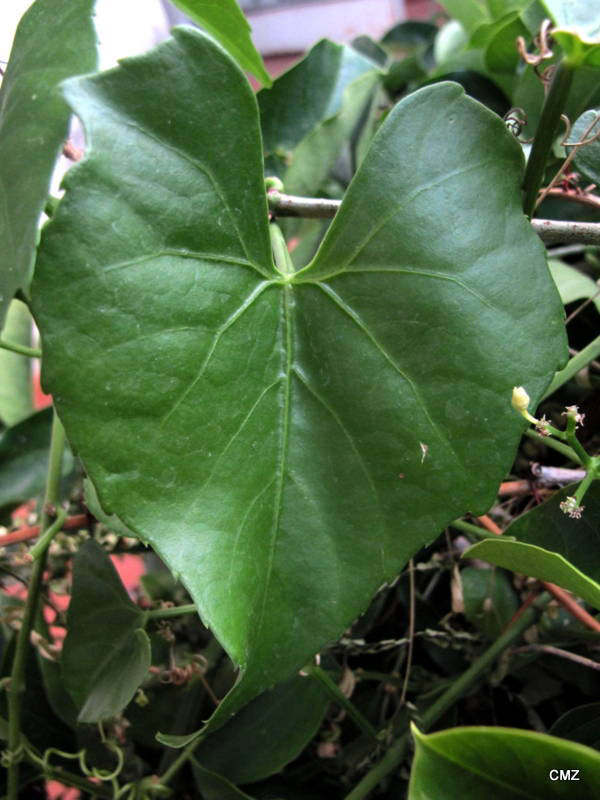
[511,386,537,424]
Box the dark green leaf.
[259,39,378,171]
[381,21,438,49]
[169,0,271,87]
[193,675,329,784]
[62,540,151,722]
[504,481,600,583]
[464,538,600,608]
[550,703,600,748]
[31,28,566,730]
[351,36,388,67]
[0,0,97,330]
[409,724,600,798]
[0,300,34,426]
[461,566,519,638]
[0,407,73,516]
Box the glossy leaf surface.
[464,537,600,608]
[32,30,566,728]
[170,0,271,87]
[0,0,97,330]
[62,540,151,722]
[409,725,600,799]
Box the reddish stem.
[0,514,88,547]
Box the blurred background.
[2,0,440,78]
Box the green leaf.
[463,538,600,608]
[461,566,519,638]
[548,259,600,314]
[0,299,34,426]
[282,70,380,199]
[169,0,271,88]
[193,764,256,800]
[0,0,97,331]
[62,540,151,722]
[569,109,600,185]
[541,1,600,67]
[550,702,600,748]
[193,675,329,784]
[0,407,74,516]
[503,481,600,583]
[381,21,438,49]
[409,724,600,798]
[439,0,490,34]
[31,28,566,730]
[259,39,379,176]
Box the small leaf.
[569,109,600,185]
[62,540,151,722]
[0,300,34,426]
[463,538,600,608]
[548,259,600,315]
[0,0,97,330]
[409,724,600,799]
[438,1,489,34]
[541,1,600,67]
[504,481,600,583]
[259,39,379,178]
[170,0,271,87]
[381,21,438,49]
[193,675,330,784]
[461,566,519,638]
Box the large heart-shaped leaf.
[0,0,97,331]
[31,29,566,728]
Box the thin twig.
[399,559,415,706]
[512,644,600,671]
[266,191,600,245]
[530,463,587,485]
